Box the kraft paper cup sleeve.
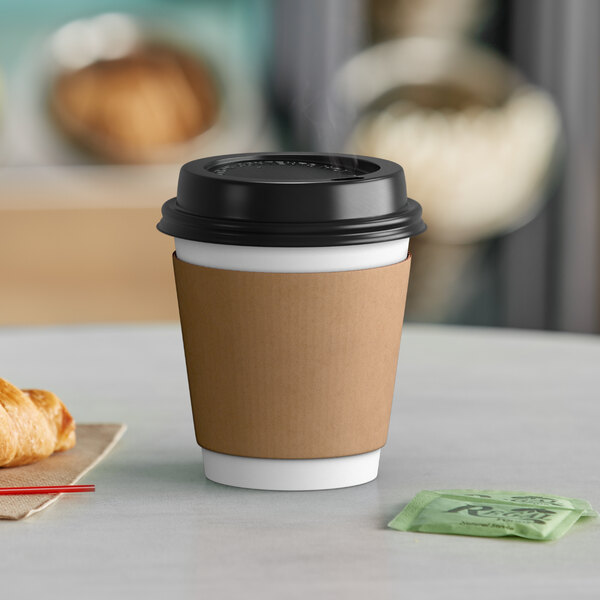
[173,254,411,459]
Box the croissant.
[0,378,76,467]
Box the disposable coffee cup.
[158,152,425,490]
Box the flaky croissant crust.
[0,378,76,467]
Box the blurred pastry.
[50,43,219,163]
[0,378,76,467]
[349,84,560,243]
[338,38,561,243]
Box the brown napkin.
[0,423,126,520]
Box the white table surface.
[1,323,599,599]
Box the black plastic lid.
[157,152,426,247]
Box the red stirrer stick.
[0,485,95,495]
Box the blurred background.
[0,0,598,333]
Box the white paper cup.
[175,237,409,490]
[158,153,425,491]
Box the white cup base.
[202,448,381,491]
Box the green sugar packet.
[388,490,597,541]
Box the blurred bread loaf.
[0,378,76,467]
[50,43,219,163]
